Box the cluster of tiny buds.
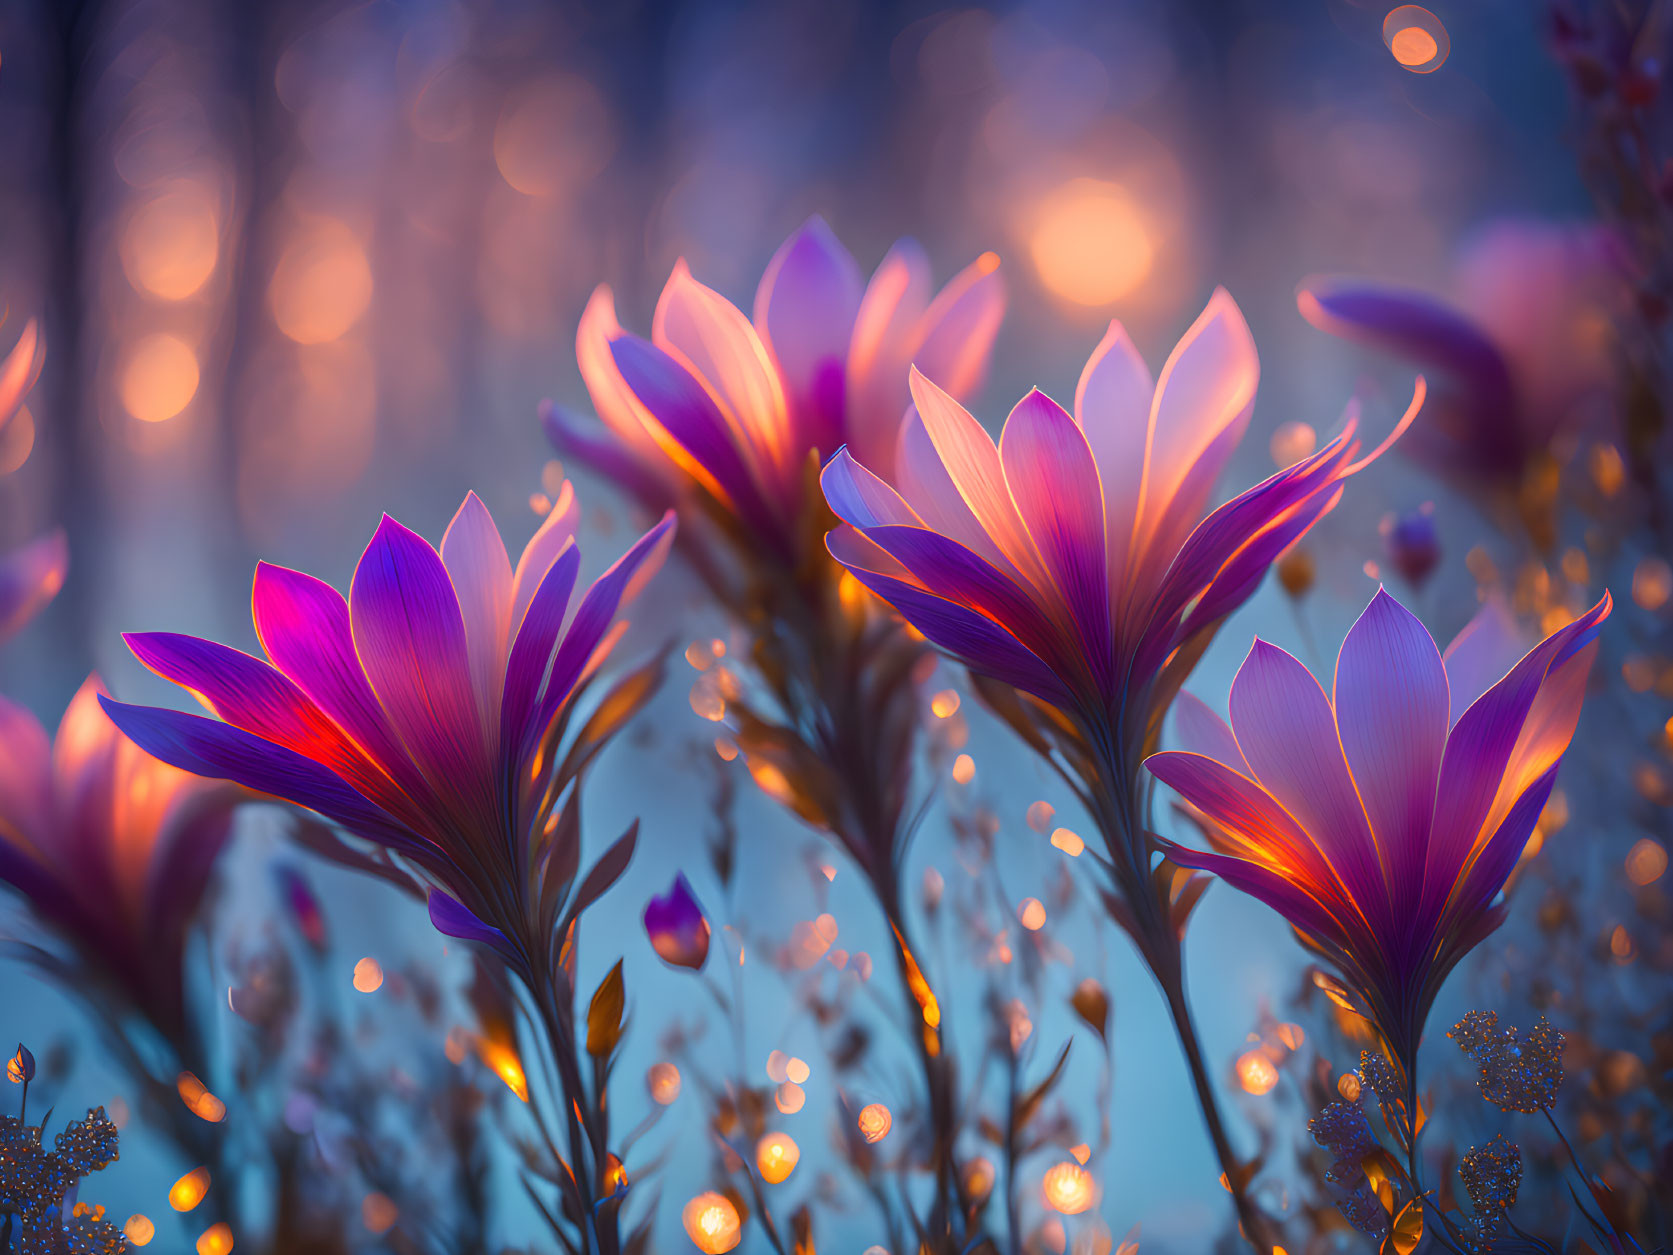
[1459,1133,1524,1219]
[1307,1100,1387,1238]
[1450,1011,1566,1112]
[1357,1049,1401,1104]
[0,1106,127,1253]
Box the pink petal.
[1132,289,1258,580]
[754,216,863,459]
[576,286,670,466]
[441,493,514,734]
[846,239,933,472]
[1074,321,1154,603]
[0,692,50,849]
[1332,589,1447,905]
[893,408,1020,576]
[510,479,579,636]
[653,260,793,495]
[1441,595,1526,727]
[1171,692,1246,771]
[910,251,1004,403]
[1228,639,1390,932]
[998,388,1111,694]
[907,368,1048,590]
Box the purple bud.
[1384,507,1441,588]
[644,874,711,971]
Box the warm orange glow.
[1070,1143,1091,1165]
[0,403,36,473]
[169,1166,211,1212]
[1030,178,1153,306]
[648,1061,682,1104]
[494,75,615,197]
[1591,444,1625,496]
[1018,898,1047,931]
[1237,1050,1280,1095]
[1627,838,1667,886]
[476,1038,530,1102]
[1337,1072,1362,1101]
[1382,6,1449,72]
[1633,557,1671,610]
[1269,421,1317,468]
[177,1072,226,1122]
[755,1132,801,1184]
[682,1192,741,1253]
[1050,827,1085,857]
[1610,925,1634,962]
[124,1215,155,1246]
[352,957,383,993]
[1027,800,1056,832]
[858,1102,892,1144]
[962,1157,995,1201]
[931,689,961,718]
[120,333,199,422]
[269,222,373,344]
[952,753,975,784]
[775,1081,806,1113]
[1041,1161,1096,1214]
[785,1056,811,1085]
[195,1223,233,1255]
[362,1192,398,1234]
[122,184,220,300]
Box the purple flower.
[643,873,710,971]
[548,216,1004,553]
[1148,588,1609,1068]
[0,676,242,1043]
[1383,506,1440,588]
[1299,219,1626,490]
[100,491,675,981]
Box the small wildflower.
[0,1105,125,1253]
[1450,1011,1565,1112]
[1459,1134,1522,1216]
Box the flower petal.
[999,388,1111,694]
[846,239,932,471]
[0,692,51,851]
[0,530,67,644]
[510,479,580,637]
[1074,321,1154,601]
[1170,692,1246,771]
[350,516,494,826]
[0,320,41,433]
[754,216,863,459]
[1229,639,1390,931]
[893,407,1019,575]
[441,493,514,732]
[1332,589,1448,903]
[500,543,581,754]
[1441,596,1526,727]
[427,887,514,957]
[910,250,1004,404]
[820,446,926,530]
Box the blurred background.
[0,1,1651,1251]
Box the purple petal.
[1331,590,1447,904]
[541,400,674,514]
[350,516,495,825]
[608,334,782,536]
[500,544,581,754]
[1170,692,1246,771]
[1441,596,1526,727]
[820,446,924,530]
[1228,640,1391,932]
[754,216,863,458]
[427,888,515,959]
[999,388,1112,695]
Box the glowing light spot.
[952,754,975,784]
[1237,1050,1279,1095]
[775,1081,805,1113]
[648,1061,682,1104]
[169,1166,211,1211]
[685,640,715,670]
[755,1132,800,1184]
[930,689,961,718]
[1070,1143,1091,1165]
[477,1038,529,1102]
[121,334,199,423]
[858,1102,892,1143]
[176,1072,226,1122]
[682,1192,741,1253]
[1382,6,1449,72]
[6,1047,30,1084]
[124,1215,155,1246]
[1041,1161,1096,1214]
[1633,557,1671,610]
[195,1222,234,1255]
[122,184,220,301]
[1031,178,1153,306]
[1026,800,1056,832]
[714,736,738,761]
[962,1157,995,1201]
[689,680,726,721]
[494,76,615,197]
[1018,898,1047,931]
[1049,827,1085,857]
[269,222,373,344]
[1627,838,1668,886]
[362,1192,398,1235]
[766,1050,790,1084]
[1275,1023,1305,1051]
[352,957,383,993]
[1610,924,1634,962]
[1337,1072,1362,1102]
[785,1056,811,1085]
[1591,444,1625,496]
[1269,421,1316,468]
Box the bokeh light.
[681,1193,741,1254]
[120,333,199,423]
[1029,178,1153,306]
[121,183,220,301]
[268,221,373,344]
[1383,7,1450,73]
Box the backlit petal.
[1074,321,1154,602]
[441,493,514,732]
